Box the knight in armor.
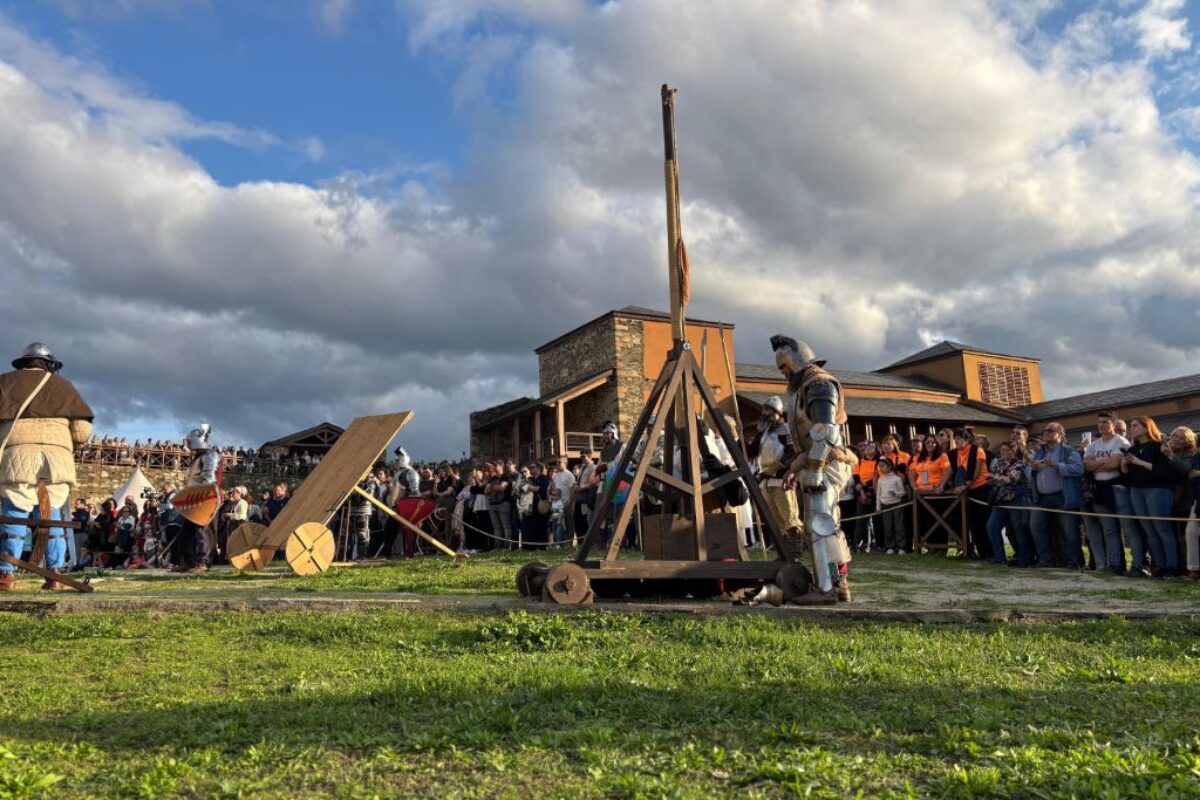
[0,343,93,591]
[747,395,804,553]
[174,424,220,573]
[388,447,421,557]
[771,335,856,604]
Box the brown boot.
[0,573,15,592]
[789,589,838,606]
[40,579,64,591]
[836,579,852,603]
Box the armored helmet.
[769,335,826,370]
[186,423,212,451]
[12,341,63,372]
[762,395,785,415]
[394,446,411,469]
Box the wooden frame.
[911,492,970,556]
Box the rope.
[839,500,915,523]
[965,495,1195,524]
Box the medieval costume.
[175,424,220,573]
[0,343,93,591]
[771,335,855,603]
[387,447,421,557]
[747,395,804,552]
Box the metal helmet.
[394,446,411,469]
[12,341,63,372]
[762,395,785,415]
[769,334,826,371]
[186,424,212,451]
[601,421,618,438]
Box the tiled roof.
[735,363,959,394]
[1018,373,1200,420]
[882,340,1038,370]
[737,391,1018,424]
[471,369,615,430]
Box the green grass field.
[3,593,1199,798]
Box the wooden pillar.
[512,418,520,461]
[556,401,566,458]
[864,421,874,442]
[533,409,543,460]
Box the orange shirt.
[875,450,910,481]
[854,458,877,487]
[956,445,990,490]
[913,454,950,491]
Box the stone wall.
[536,316,617,395]
[613,316,649,440]
[72,462,292,505]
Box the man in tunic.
[0,343,93,591]
[771,335,855,604]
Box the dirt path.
[0,556,1195,621]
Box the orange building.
[469,307,1200,460]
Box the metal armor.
[787,374,852,593]
[393,466,420,499]
[186,450,221,487]
[754,421,792,476]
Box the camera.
[140,486,162,501]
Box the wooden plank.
[261,412,413,548]
[582,559,780,580]
[0,554,93,592]
[0,517,79,528]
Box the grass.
[3,608,1199,798]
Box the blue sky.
[2,0,465,186]
[0,0,1198,456]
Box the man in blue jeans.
[1082,411,1130,574]
[1030,422,1085,568]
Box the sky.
[1,0,1199,457]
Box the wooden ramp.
[261,412,412,550]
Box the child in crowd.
[875,459,908,554]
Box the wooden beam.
[533,410,543,460]
[555,401,566,458]
[511,418,520,461]
[352,486,462,560]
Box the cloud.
[314,0,355,38]
[2,1,1200,456]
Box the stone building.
[469,306,1200,460]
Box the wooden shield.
[174,484,220,526]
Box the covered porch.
[471,369,616,463]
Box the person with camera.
[1029,422,1085,568]
[1082,411,1130,574]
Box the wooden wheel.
[516,561,548,597]
[542,563,593,605]
[775,563,813,601]
[285,523,336,576]
[228,523,274,572]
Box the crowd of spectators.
[845,414,1199,579]
[58,413,1200,583]
[60,482,294,570]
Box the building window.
[977,363,1032,408]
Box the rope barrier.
[839,500,915,523]
[965,495,1195,524]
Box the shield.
[173,484,220,526]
